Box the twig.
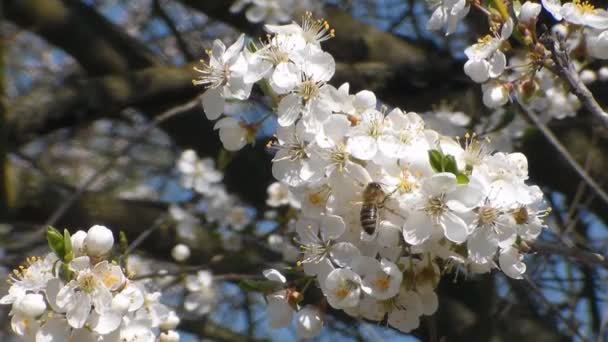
[525,240,608,269]
[515,100,608,209]
[153,0,195,60]
[523,275,587,340]
[125,215,167,255]
[40,97,200,234]
[544,35,608,127]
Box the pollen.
[574,0,595,12]
[334,286,350,299]
[373,273,391,291]
[102,273,120,288]
[477,205,499,227]
[512,206,529,225]
[424,194,447,217]
[78,273,97,293]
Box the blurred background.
[1,0,608,340]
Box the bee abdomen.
[360,203,378,235]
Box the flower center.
[298,80,319,102]
[301,11,335,44]
[367,119,384,138]
[334,280,357,299]
[193,61,230,89]
[574,0,595,12]
[477,205,499,227]
[373,273,391,291]
[512,206,529,225]
[329,144,349,171]
[78,273,97,293]
[424,194,447,218]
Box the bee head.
[362,182,385,202]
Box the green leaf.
[239,279,277,292]
[47,226,65,260]
[428,150,444,173]
[443,155,459,174]
[456,173,469,184]
[63,229,73,263]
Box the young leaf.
[443,155,458,174]
[63,229,73,263]
[428,150,444,173]
[456,173,470,184]
[239,279,277,292]
[47,226,65,260]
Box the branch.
[545,35,608,127]
[153,0,195,61]
[5,0,159,75]
[525,240,608,269]
[516,100,608,209]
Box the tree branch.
[4,0,159,75]
[545,35,608,127]
[525,241,608,269]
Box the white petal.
[277,93,302,127]
[346,135,377,160]
[263,269,287,284]
[330,242,361,268]
[271,63,299,94]
[321,214,345,240]
[464,59,490,83]
[36,317,70,342]
[441,212,469,243]
[66,292,90,329]
[90,310,122,334]
[267,295,293,328]
[403,211,434,245]
[499,248,526,279]
[488,51,506,78]
[202,87,225,120]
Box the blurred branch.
[4,0,159,75]
[0,1,8,218]
[545,35,608,127]
[179,318,266,342]
[153,0,195,61]
[526,241,608,269]
[35,97,200,239]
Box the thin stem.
[544,35,608,127]
[515,100,608,210]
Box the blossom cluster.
[192,13,549,336]
[171,149,254,250]
[1,225,179,341]
[427,0,608,117]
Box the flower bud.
[482,82,510,108]
[599,66,608,81]
[518,2,541,24]
[159,311,180,331]
[85,225,114,257]
[518,78,538,102]
[160,330,180,342]
[70,230,87,257]
[580,70,597,85]
[296,306,323,339]
[16,293,46,317]
[171,244,191,262]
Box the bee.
[360,182,386,235]
[360,182,405,236]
